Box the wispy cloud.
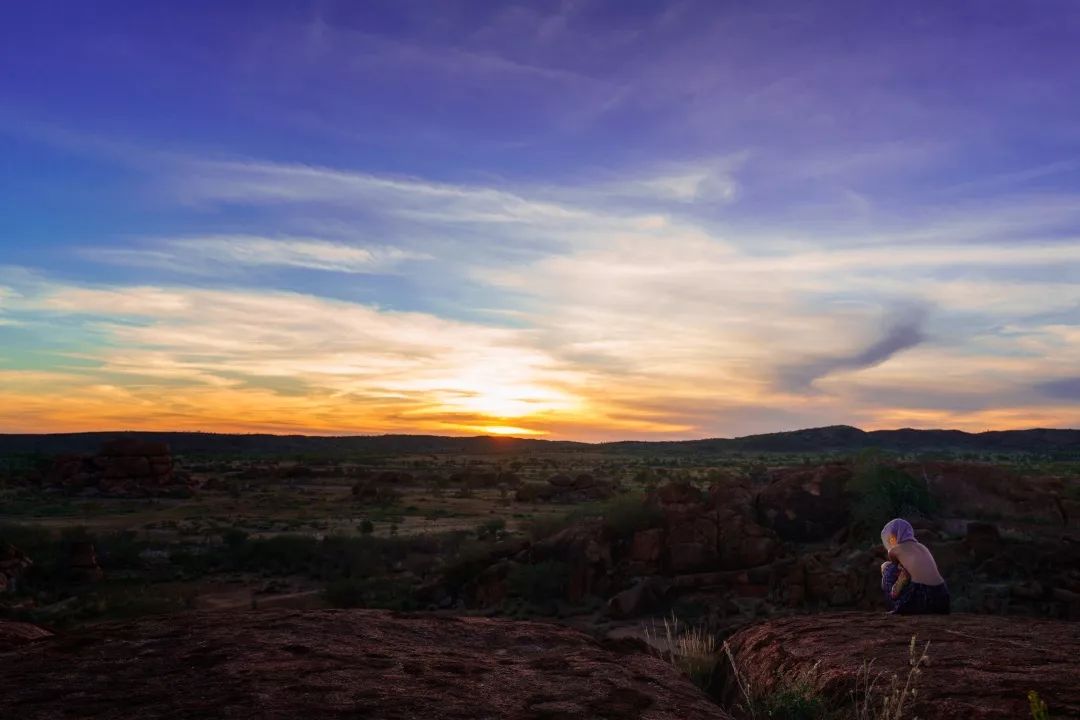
[775,306,929,391]
[89,235,430,275]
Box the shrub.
[526,492,660,542]
[222,528,249,548]
[359,519,374,534]
[1028,691,1050,720]
[505,560,569,605]
[646,614,717,693]
[476,518,506,540]
[852,635,930,720]
[849,452,934,534]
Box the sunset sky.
[1,1,1079,440]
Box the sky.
[1,0,1079,440]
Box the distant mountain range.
[1,425,1078,457]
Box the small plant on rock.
[646,613,718,693]
[852,635,930,720]
[1028,691,1051,720]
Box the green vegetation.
[645,614,718,693]
[1029,691,1051,720]
[527,491,661,540]
[849,451,934,534]
[505,560,570,605]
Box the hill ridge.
[1,425,1078,456]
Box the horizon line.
[2,423,1077,445]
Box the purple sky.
[1,1,1079,438]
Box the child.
[879,518,950,615]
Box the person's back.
[879,518,950,615]
[889,540,945,586]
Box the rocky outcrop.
[68,540,104,583]
[0,620,51,647]
[0,609,731,720]
[912,461,1068,526]
[0,544,32,594]
[530,519,615,602]
[655,480,779,575]
[720,612,1080,719]
[756,464,852,541]
[48,439,191,497]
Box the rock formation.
[0,620,51,647]
[47,438,192,496]
[720,612,1080,719]
[0,544,32,594]
[0,608,731,720]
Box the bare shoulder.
[890,542,919,562]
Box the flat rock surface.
[0,619,53,647]
[721,612,1080,719]
[0,609,730,720]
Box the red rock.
[721,612,1080,719]
[0,620,51,647]
[516,482,555,502]
[756,464,852,541]
[548,474,575,487]
[0,609,731,719]
[607,577,672,618]
[656,481,703,506]
[914,461,1065,526]
[103,456,151,479]
[964,521,1001,556]
[0,543,32,594]
[532,520,613,601]
[629,529,664,564]
[68,541,104,583]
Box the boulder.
[0,543,32,594]
[756,463,852,541]
[69,541,104,583]
[515,482,555,502]
[0,620,51,648]
[607,576,673,619]
[964,521,1001,556]
[628,528,664,574]
[649,479,779,575]
[721,612,1080,719]
[0,609,732,719]
[915,461,1065,526]
[47,439,190,497]
[530,520,614,602]
[547,473,575,488]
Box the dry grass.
[723,634,930,720]
[852,635,930,720]
[644,613,719,691]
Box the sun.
[478,425,546,436]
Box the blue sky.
[1,1,1079,438]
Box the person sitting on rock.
[879,518,949,615]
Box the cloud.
[1037,377,1080,400]
[88,235,430,275]
[774,306,929,391]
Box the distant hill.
[1,425,1078,457]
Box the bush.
[849,452,934,534]
[506,560,569,604]
[476,518,505,540]
[324,577,418,611]
[646,614,717,693]
[757,686,827,719]
[359,519,374,535]
[526,492,660,542]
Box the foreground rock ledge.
[0,609,730,720]
[721,612,1080,720]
